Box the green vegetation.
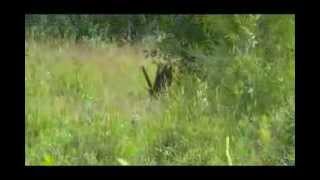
[25,15,294,165]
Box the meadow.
[25,37,294,165]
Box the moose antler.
[141,65,154,96]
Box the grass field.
[25,39,295,165]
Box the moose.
[141,63,173,98]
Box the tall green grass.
[25,38,294,165]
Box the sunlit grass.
[25,39,294,165]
